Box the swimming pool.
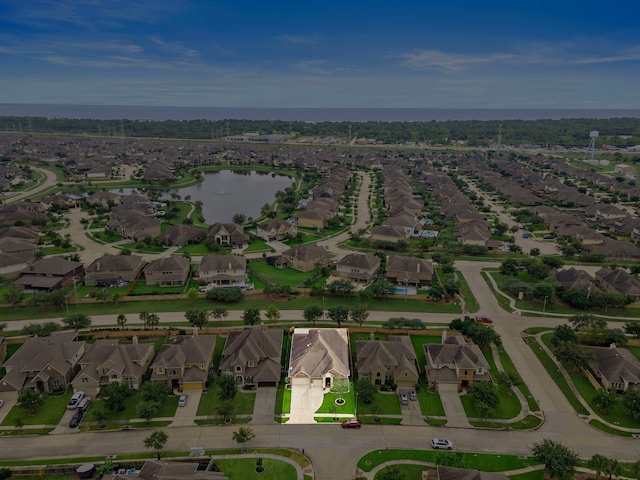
[394,286,417,295]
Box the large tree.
[350,303,369,326]
[532,438,578,480]
[62,313,91,331]
[216,374,237,401]
[211,306,229,325]
[354,378,377,405]
[184,309,210,328]
[242,307,261,326]
[101,382,133,412]
[327,305,350,326]
[303,305,324,326]
[144,430,169,459]
[588,454,610,480]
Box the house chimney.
[417,263,420,273]
[96,262,101,271]
[229,262,232,270]
[132,335,138,344]
[441,330,447,343]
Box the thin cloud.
[150,36,200,58]
[278,34,319,45]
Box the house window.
[82,377,88,383]
[53,379,64,388]
[376,372,381,377]
[235,366,242,372]
[247,361,254,368]
[157,367,164,374]
[111,374,118,379]
[102,368,109,375]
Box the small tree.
[101,382,133,412]
[216,374,237,401]
[623,387,640,420]
[211,306,229,325]
[62,313,91,331]
[350,303,369,326]
[355,378,377,405]
[13,417,24,432]
[96,460,114,476]
[605,459,622,480]
[18,388,44,415]
[232,426,255,449]
[93,407,108,428]
[145,312,160,329]
[588,454,610,480]
[144,430,169,460]
[216,400,235,422]
[378,465,405,480]
[137,401,160,425]
[116,314,127,330]
[467,381,499,417]
[265,304,281,323]
[593,388,617,415]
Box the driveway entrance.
[438,383,470,428]
[288,384,324,424]
[251,387,276,424]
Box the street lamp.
[543,295,548,313]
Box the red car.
[341,419,361,429]
[475,316,493,323]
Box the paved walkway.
[438,384,470,428]
[250,387,277,425]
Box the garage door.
[258,381,277,387]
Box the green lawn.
[460,384,521,420]
[39,245,78,255]
[211,458,297,480]
[410,335,442,367]
[357,450,538,473]
[176,243,232,255]
[83,392,178,422]
[197,386,256,416]
[357,392,401,415]
[91,230,122,243]
[129,278,187,295]
[248,261,322,288]
[418,389,445,416]
[275,386,291,415]
[315,387,355,415]
[244,237,271,253]
[118,242,168,254]
[495,344,539,411]
[1,390,72,426]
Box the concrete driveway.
[251,387,276,424]
[398,388,423,426]
[289,384,324,424]
[438,383,470,428]
[170,391,202,427]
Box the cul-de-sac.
[1,124,640,480]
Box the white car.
[67,391,85,410]
[0,399,4,408]
[431,438,453,450]
[178,394,188,407]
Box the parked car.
[341,419,361,429]
[0,399,4,408]
[475,316,493,323]
[178,394,188,407]
[409,390,417,401]
[77,397,91,413]
[543,234,555,240]
[399,393,408,405]
[67,391,85,410]
[70,411,84,428]
[431,438,453,450]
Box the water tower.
[584,130,599,162]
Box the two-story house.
[143,255,190,287]
[84,254,144,287]
[196,255,246,287]
[71,338,154,395]
[206,223,249,249]
[277,244,331,272]
[219,327,283,388]
[0,331,86,393]
[333,253,380,286]
[150,335,217,391]
[13,256,85,291]
[385,255,433,289]
[256,220,297,242]
[424,331,490,392]
[356,335,419,389]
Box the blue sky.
[0,0,638,108]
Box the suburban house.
[159,225,206,247]
[554,267,598,291]
[333,253,381,285]
[385,255,433,289]
[143,256,190,287]
[289,328,350,389]
[595,267,640,303]
[196,255,246,287]
[587,344,640,392]
[424,331,490,392]
[219,327,283,388]
[71,338,155,395]
[84,254,144,287]
[370,225,410,243]
[256,220,297,242]
[278,244,331,272]
[206,223,250,248]
[294,208,333,229]
[356,335,419,388]
[0,331,86,393]
[113,460,229,480]
[13,256,85,291]
[150,335,217,391]
[107,212,161,241]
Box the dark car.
[543,235,555,240]
[70,411,84,428]
[475,316,493,323]
[341,419,361,429]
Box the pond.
[115,170,294,224]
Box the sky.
[0,0,639,108]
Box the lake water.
[161,170,293,224]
